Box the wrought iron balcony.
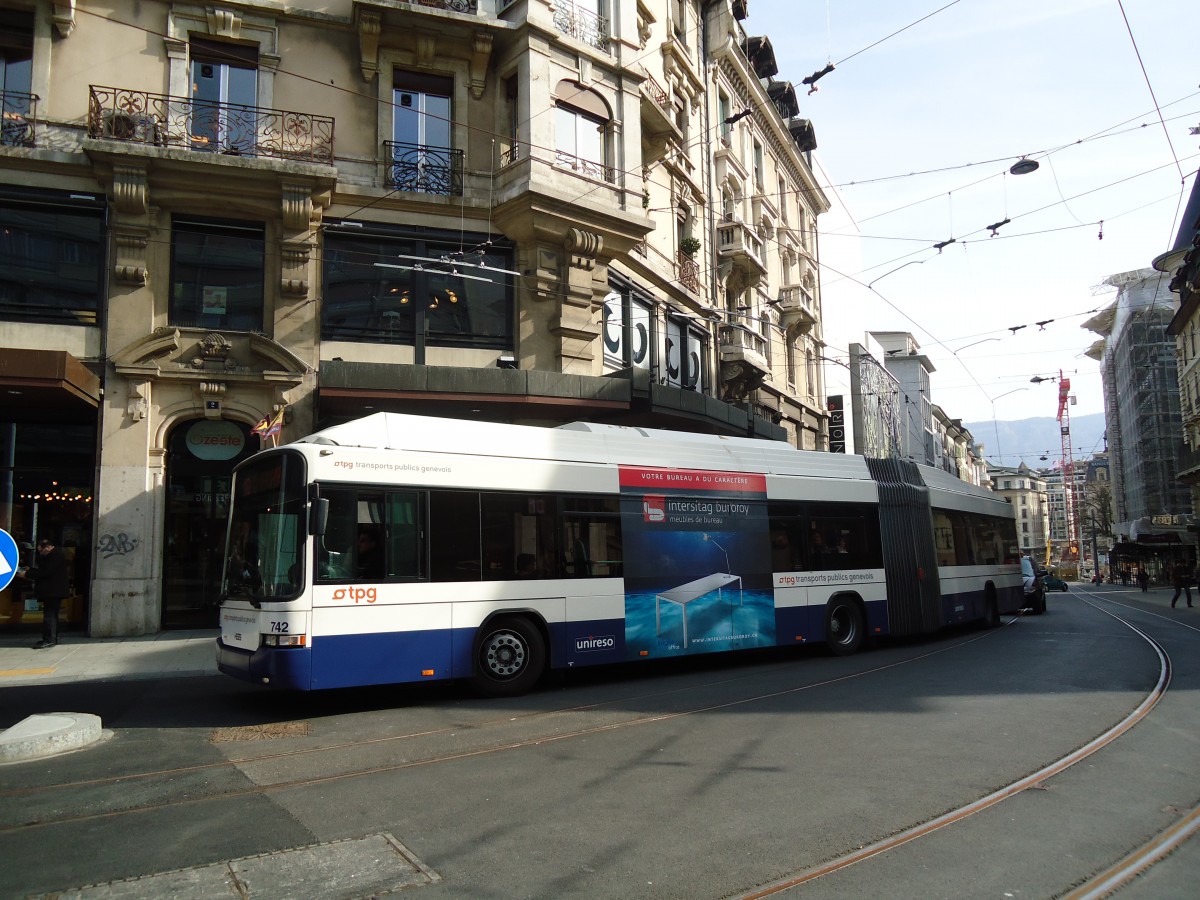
[676,251,700,294]
[553,1,611,54]
[410,0,478,10]
[554,149,615,184]
[1,91,37,147]
[384,141,464,196]
[87,86,335,165]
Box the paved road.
[1,583,1197,898]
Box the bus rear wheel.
[983,593,1001,629]
[472,616,546,697]
[825,598,864,656]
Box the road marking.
[0,667,57,677]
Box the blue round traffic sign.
[0,529,19,592]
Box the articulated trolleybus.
[217,413,1023,696]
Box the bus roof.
[294,413,1004,513]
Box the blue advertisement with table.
[618,466,775,659]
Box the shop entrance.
[162,419,257,629]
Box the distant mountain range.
[963,413,1107,467]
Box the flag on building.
[265,406,285,438]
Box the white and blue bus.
[216,413,1024,696]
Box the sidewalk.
[0,629,218,687]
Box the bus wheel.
[473,617,546,697]
[983,594,1001,629]
[825,598,864,656]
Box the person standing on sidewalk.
[1170,560,1193,608]
[21,537,70,649]
[1136,565,1149,592]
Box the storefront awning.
[0,348,101,418]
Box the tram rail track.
[732,591,1174,897]
[0,624,1012,833]
[2,594,1192,899]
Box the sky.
[747,0,1196,454]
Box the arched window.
[554,80,612,182]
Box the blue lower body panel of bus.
[217,639,313,689]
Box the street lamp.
[988,387,1029,464]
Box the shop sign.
[186,420,245,461]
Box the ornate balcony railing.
[87,85,334,164]
[1,91,38,147]
[384,140,464,196]
[553,2,611,54]
[641,70,669,111]
[676,251,700,293]
[554,149,614,183]
[409,0,478,11]
[499,142,526,168]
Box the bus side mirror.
[309,497,329,536]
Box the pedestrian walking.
[1136,565,1149,592]
[1170,560,1193,608]
[20,537,71,648]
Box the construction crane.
[1034,371,1082,575]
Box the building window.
[665,315,707,391]
[603,285,653,373]
[389,72,458,195]
[0,10,34,147]
[170,218,264,331]
[753,139,764,188]
[0,189,105,325]
[554,82,611,182]
[322,225,513,355]
[189,37,258,154]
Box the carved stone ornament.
[565,228,603,270]
[206,7,242,39]
[281,183,312,232]
[112,165,148,216]
[201,333,234,359]
[52,0,76,37]
[469,32,493,100]
[126,379,148,422]
[357,8,382,81]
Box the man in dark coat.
[24,537,70,649]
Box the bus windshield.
[221,451,306,603]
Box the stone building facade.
[0,0,829,634]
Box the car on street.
[1021,555,1047,614]
[1043,570,1070,592]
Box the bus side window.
[385,491,422,579]
[316,488,356,579]
[563,496,622,578]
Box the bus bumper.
[216,638,312,689]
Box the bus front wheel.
[825,598,864,656]
[472,616,546,697]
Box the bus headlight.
[262,633,307,648]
